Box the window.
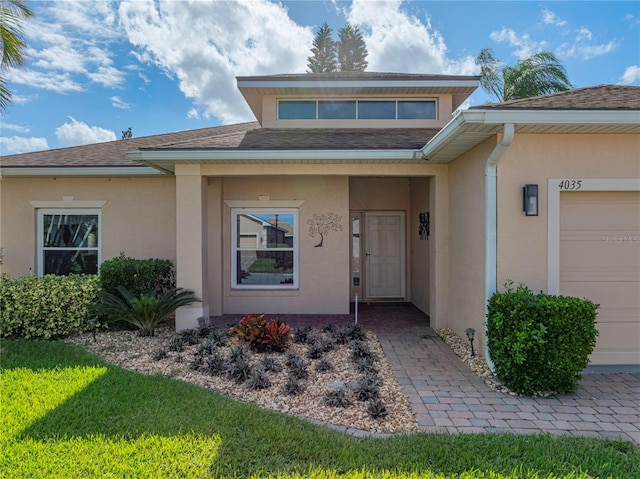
[38,209,101,275]
[277,99,436,120]
[397,100,436,119]
[278,100,316,119]
[318,100,356,119]
[358,101,396,119]
[232,209,298,288]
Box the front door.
[365,211,406,299]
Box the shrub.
[293,326,313,344]
[315,358,333,373]
[260,355,283,373]
[487,282,599,395]
[283,376,305,396]
[246,368,271,390]
[99,253,175,297]
[226,345,253,383]
[324,389,351,408]
[352,376,380,402]
[367,397,388,419]
[93,286,199,337]
[0,274,99,339]
[230,314,290,353]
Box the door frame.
[357,210,406,300]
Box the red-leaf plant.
[230,314,290,353]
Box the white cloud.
[88,66,126,88]
[2,123,30,134]
[6,69,84,93]
[576,27,592,42]
[55,117,117,147]
[558,39,618,60]
[489,27,547,59]
[111,96,131,109]
[0,136,50,154]
[19,1,127,92]
[345,0,475,75]
[542,10,567,27]
[118,0,314,124]
[620,65,640,85]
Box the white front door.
[365,212,406,299]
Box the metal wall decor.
[419,212,430,240]
[307,212,343,247]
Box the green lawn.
[1,340,637,478]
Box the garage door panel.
[559,281,640,313]
[560,191,640,366]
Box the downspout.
[484,123,515,370]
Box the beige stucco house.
[1,73,639,367]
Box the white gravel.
[65,323,418,434]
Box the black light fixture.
[465,328,476,357]
[523,184,539,216]
[87,318,97,342]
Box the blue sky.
[1,0,639,154]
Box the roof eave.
[420,109,640,162]
[0,166,165,177]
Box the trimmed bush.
[0,274,100,339]
[487,282,599,395]
[99,253,175,297]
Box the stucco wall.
[0,176,176,277]
[218,175,350,315]
[410,177,430,314]
[496,134,640,291]
[447,139,492,348]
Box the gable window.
[277,99,436,120]
[37,209,101,276]
[232,209,298,289]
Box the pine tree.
[306,22,337,73]
[336,23,368,72]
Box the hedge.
[0,274,100,339]
[99,253,175,297]
[487,282,599,395]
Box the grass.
[1,340,638,478]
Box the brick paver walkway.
[215,303,640,443]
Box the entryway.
[350,211,406,301]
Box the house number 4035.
[558,180,582,190]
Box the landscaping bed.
[65,322,417,435]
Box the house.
[1,73,639,367]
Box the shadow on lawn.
[6,340,639,478]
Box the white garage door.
[560,191,640,365]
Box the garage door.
[560,191,640,365]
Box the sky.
[1,0,639,155]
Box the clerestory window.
[277,99,437,120]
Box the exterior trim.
[30,197,107,208]
[238,79,479,89]
[1,167,163,176]
[547,178,640,294]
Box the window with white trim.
[232,208,298,288]
[38,209,101,276]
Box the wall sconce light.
[465,328,476,357]
[523,184,539,216]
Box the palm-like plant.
[94,286,199,336]
[1,0,33,112]
[475,48,572,102]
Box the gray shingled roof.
[1,122,438,168]
[472,85,640,110]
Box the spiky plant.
[324,389,351,408]
[352,376,380,402]
[367,397,388,419]
[93,286,199,337]
[315,358,333,373]
[203,352,227,377]
[246,368,271,391]
[151,348,168,361]
[283,376,305,396]
[293,326,313,344]
[260,355,283,373]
